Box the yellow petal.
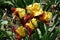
[16,8,26,18]
[39,11,52,21]
[26,18,37,30]
[26,22,35,30]
[33,9,43,16]
[31,18,37,27]
[47,12,52,20]
[16,26,26,37]
[26,3,43,16]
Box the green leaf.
[3,1,13,5]
[37,28,42,39]
[38,21,45,35]
[41,32,48,40]
[41,24,48,40]
[28,29,40,40]
[48,25,56,32]
[49,28,60,40]
[0,30,11,40]
[13,0,26,8]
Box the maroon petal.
[16,34,21,40]
[28,28,33,36]
[11,8,16,12]
[24,14,31,21]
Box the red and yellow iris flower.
[11,3,52,39]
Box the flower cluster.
[11,3,52,40]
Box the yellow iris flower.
[26,18,37,30]
[15,26,26,37]
[16,8,26,18]
[26,3,43,16]
[39,11,52,21]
